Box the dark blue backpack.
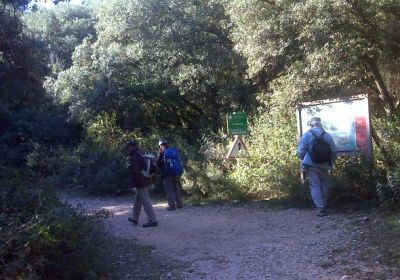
[163,147,184,176]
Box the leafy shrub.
[229,112,301,200]
[376,170,400,206]
[0,104,78,168]
[163,134,247,201]
[0,168,110,279]
[48,113,133,194]
[329,153,376,206]
[372,115,400,206]
[182,159,246,201]
[26,144,66,177]
[45,112,221,196]
[285,180,313,208]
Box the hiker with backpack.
[156,139,184,211]
[297,117,337,217]
[125,140,158,227]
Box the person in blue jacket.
[156,139,183,211]
[297,117,337,217]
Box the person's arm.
[297,133,308,160]
[156,151,164,170]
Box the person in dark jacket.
[156,139,183,211]
[125,140,158,227]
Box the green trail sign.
[227,112,247,135]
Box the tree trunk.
[364,57,395,118]
[371,126,395,168]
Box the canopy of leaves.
[227,0,400,115]
[2,0,400,241]
[23,3,96,74]
[0,0,81,168]
[46,0,255,137]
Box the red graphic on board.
[355,116,368,151]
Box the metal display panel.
[297,95,372,158]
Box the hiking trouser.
[132,186,157,223]
[163,176,183,209]
[306,167,330,209]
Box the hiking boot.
[142,221,158,228]
[317,209,326,217]
[166,207,176,211]
[177,205,183,209]
[128,217,138,225]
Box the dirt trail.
[64,195,366,280]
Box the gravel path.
[64,195,365,280]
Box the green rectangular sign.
[227,112,247,135]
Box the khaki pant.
[132,186,157,223]
[163,176,183,209]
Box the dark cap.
[124,140,139,149]
[308,117,322,127]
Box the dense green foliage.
[225,0,400,203]
[0,1,110,278]
[230,116,300,199]
[23,3,96,73]
[0,169,110,278]
[45,0,255,135]
[2,0,400,276]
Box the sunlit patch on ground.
[153,202,168,208]
[101,205,131,216]
[95,202,169,216]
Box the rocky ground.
[63,195,400,280]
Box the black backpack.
[308,130,331,163]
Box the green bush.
[229,112,301,200]
[48,113,133,194]
[44,112,218,196]
[0,168,110,279]
[376,166,400,206]
[182,159,246,201]
[385,172,400,206]
[328,154,376,206]
[372,115,400,206]
[162,134,248,201]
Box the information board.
[297,96,372,157]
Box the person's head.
[125,140,139,154]
[308,116,322,128]
[158,139,168,151]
